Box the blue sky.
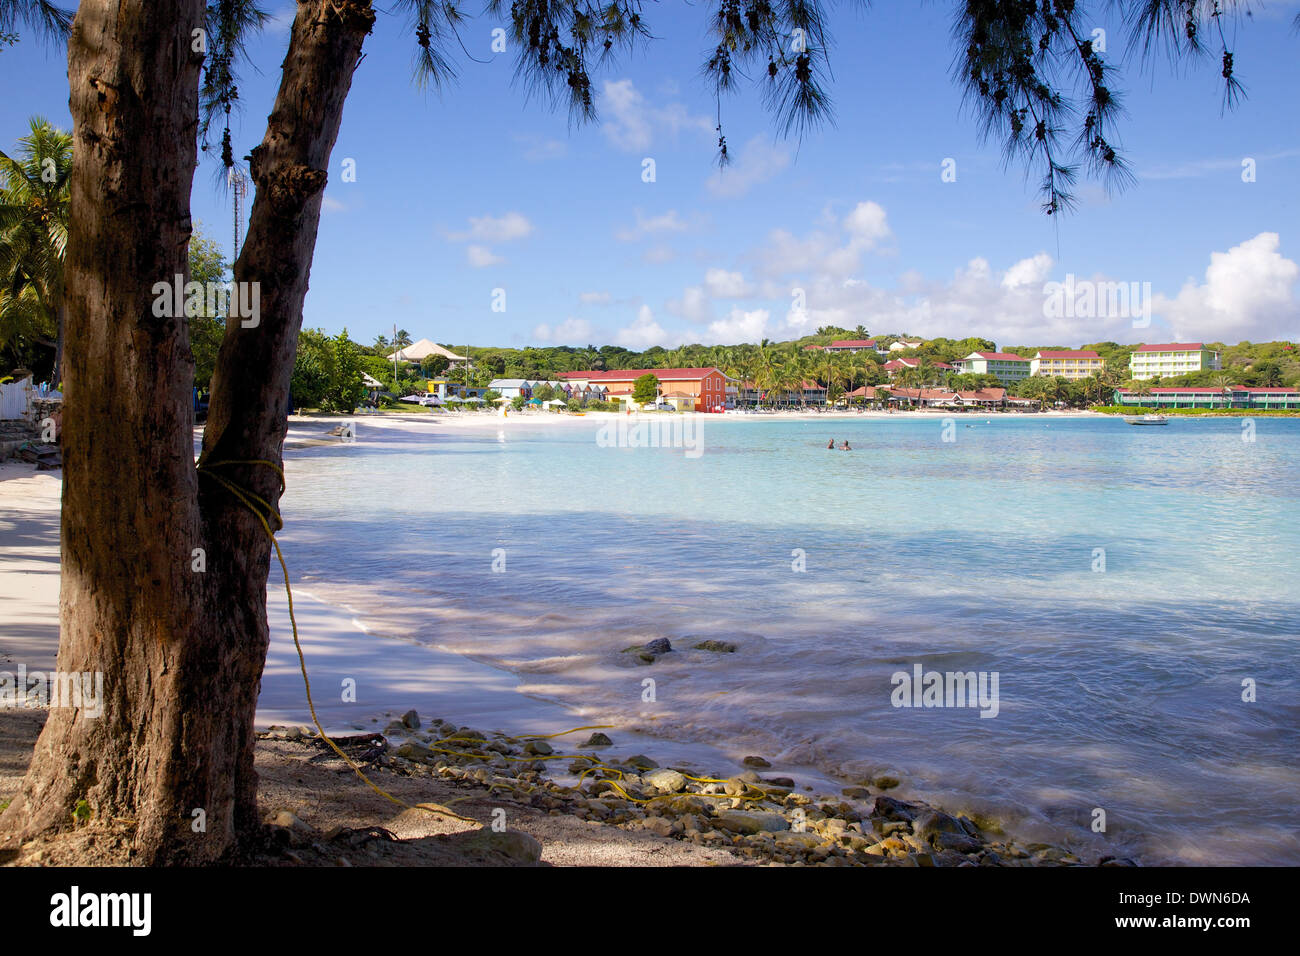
[3,2,1299,350]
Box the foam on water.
[278,415,1300,864]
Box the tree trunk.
[0,0,374,864]
[0,0,212,862]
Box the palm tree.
[0,117,72,382]
[1211,371,1237,408]
[754,338,783,406]
[393,328,413,349]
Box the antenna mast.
[228,165,249,268]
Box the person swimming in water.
[828,438,835,449]
[841,440,851,450]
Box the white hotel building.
[1128,343,1222,380]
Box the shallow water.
[277,415,1300,865]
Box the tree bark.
[0,0,374,864]
[0,0,212,862]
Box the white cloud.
[667,286,712,323]
[321,196,346,214]
[616,209,689,242]
[754,201,893,280]
[1001,252,1053,289]
[448,211,534,243]
[701,308,771,345]
[1154,232,1299,341]
[533,317,594,343]
[601,79,712,152]
[615,305,673,350]
[466,245,503,268]
[704,268,753,298]
[643,245,677,264]
[705,137,791,198]
[578,291,612,305]
[843,201,891,247]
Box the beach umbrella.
[460,396,485,404]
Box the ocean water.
[276,414,1300,865]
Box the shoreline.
[0,452,1109,867]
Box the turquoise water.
[278,415,1300,864]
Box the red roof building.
[558,368,732,411]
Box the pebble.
[643,768,688,793]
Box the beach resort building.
[886,386,1011,408]
[1127,343,1222,380]
[1029,350,1105,379]
[558,367,732,411]
[487,379,532,400]
[888,340,924,352]
[386,339,469,364]
[954,352,1032,384]
[1113,386,1300,410]
[881,357,955,378]
[735,380,828,407]
[824,339,877,354]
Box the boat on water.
[1126,414,1169,426]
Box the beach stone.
[642,817,675,838]
[764,776,795,788]
[935,831,983,854]
[580,732,612,747]
[742,755,772,769]
[872,775,901,790]
[523,740,553,756]
[270,810,314,834]
[912,809,967,842]
[400,709,421,730]
[395,741,433,761]
[662,795,710,818]
[873,796,919,821]
[774,832,821,850]
[841,786,873,800]
[643,769,688,793]
[623,754,659,770]
[715,810,790,835]
[723,776,750,797]
[462,829,543,864]
[643,638,672,655]
[383,720,407,735]
[693,640,737,653]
